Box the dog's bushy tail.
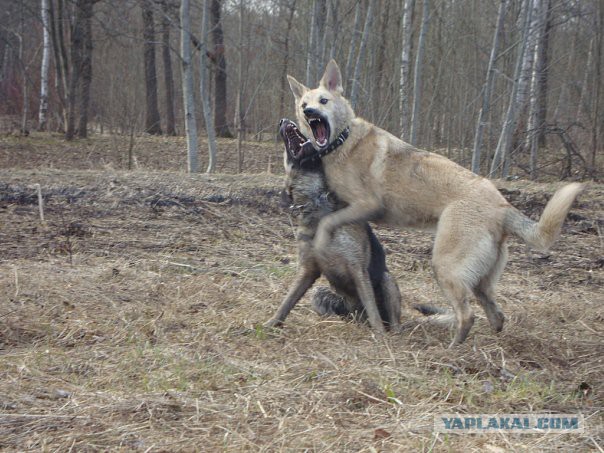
[311,287,352,317]
[503,183,585,252]
[412,304,456,326]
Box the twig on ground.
[35,183,44,222]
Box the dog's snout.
[279,118,285,127]
[303,107,319,117]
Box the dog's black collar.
[317,127,350,158]
[299,127,350,166]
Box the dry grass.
[0,134,602,451]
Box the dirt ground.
[0,133,602,451]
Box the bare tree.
[344,0,361,93]
[328,0,340,61]
[235,0,244,172]
[575,37,594,122]
[18,3,29,135]
[410,0,430,146]
[591,0,603,177]
[306,0,319,87]
[527,0,549,179]
[65,0,87,140]
[38,0,50,131]
[318,0,330,68]
[47,0,68,129]
[349,0,373,109]
[534,0,552,148]
[180,0,198,172]
[472,0,507,174]
[373,0,391,109]
[201,0,218,172]
[141,0,162,135]
[399,0,415,140]
[161,0,176,136]
[1,0,599,178]
[279,0,297,118]
[77,0,95,138]
[490,0,533,178]
[209,0,231,137]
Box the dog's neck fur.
[291,172,338,238]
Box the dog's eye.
[301,102,307,109]
[320,98,328,105]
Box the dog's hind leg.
[432,208,497,345]
[433,205,512,345]
[473,242,508,333]
[265,267,320,328]
[351,266,386,334]
[381,272,402,330]
[433,272,474,347]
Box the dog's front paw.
[264,318,283,329]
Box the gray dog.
[265,119,401,332]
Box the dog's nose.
[279,118,285,127]
[303,107,319,117]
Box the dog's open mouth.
[307,115,330,149]
[279,118,315,161]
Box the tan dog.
[287,60,585,346]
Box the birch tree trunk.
[349,0,373,109]
[201,0,218,173]
[499,0,536,177]
[399,0,415,140]
[180,0,198,173]
[519,0,539,106]
[503,0,539,176]
[471,0,506,174]
[142,0,162,135]
[38,0,50,131]
[409,0,429,147]
[527,0,548,179]
[489,0,533,178]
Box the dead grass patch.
[0,137,602,451]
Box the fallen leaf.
[373,428,391,440]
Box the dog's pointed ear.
[319,60,343,94]
[287,75,308,100]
